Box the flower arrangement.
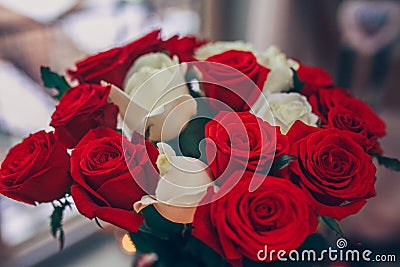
[1,30,399,267]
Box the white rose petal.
[108,52,197,141]
[257,46,299,70]
[194,41,255,60]
[145,93,197,141]
[108,84,148,133]
[253,92,319,134]
[134,143,214,223]
[250,90,274,125]
[157,142,176,157]
[256,46,300,93]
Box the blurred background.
[0,0,399,266]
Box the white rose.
[133,143,214,223]
[108,52,197,141]
[256,46,300,93]
[253,92,319,134]
[194,41,255,60]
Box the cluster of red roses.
[0,30,201,232]
[0,30,390,267]
[192,81,384,265]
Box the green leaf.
[128,231,164,253]
[270,154,296,173]
[129,231,206,267]
[94,218,104,229]
[375,154,400,171]
[50,197,71,250]
[165,98,214,161]
[287,68,305,93]
[58,228,65,251]
[321,216,344,236]
[50,205,66,250]
[139,205,185,239]
[50,206,63,237]
[161,50,171,57]
[185,68,198,84]
[185,71,203,98]
[40,66,70,100]
[175,117,211,159]
[150,140,158,148]
[184,237,230,267]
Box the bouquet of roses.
[1,30,399,267]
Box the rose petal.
[72,183,144,233]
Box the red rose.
[335,97,386,138]
[307,87,352,124]
[192,172,318,266]
[297,64,334,96]
[205,111,288,185]
[327,106,367,135]
[287,121,376,220]
[326,106,381,153]
[68,30,164,88]
[196,50,269,111]
[70,127,159,232]
[0,131,71,204]
[50,84,119,148]
[162,35,207,62]
[307,87,386,153]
